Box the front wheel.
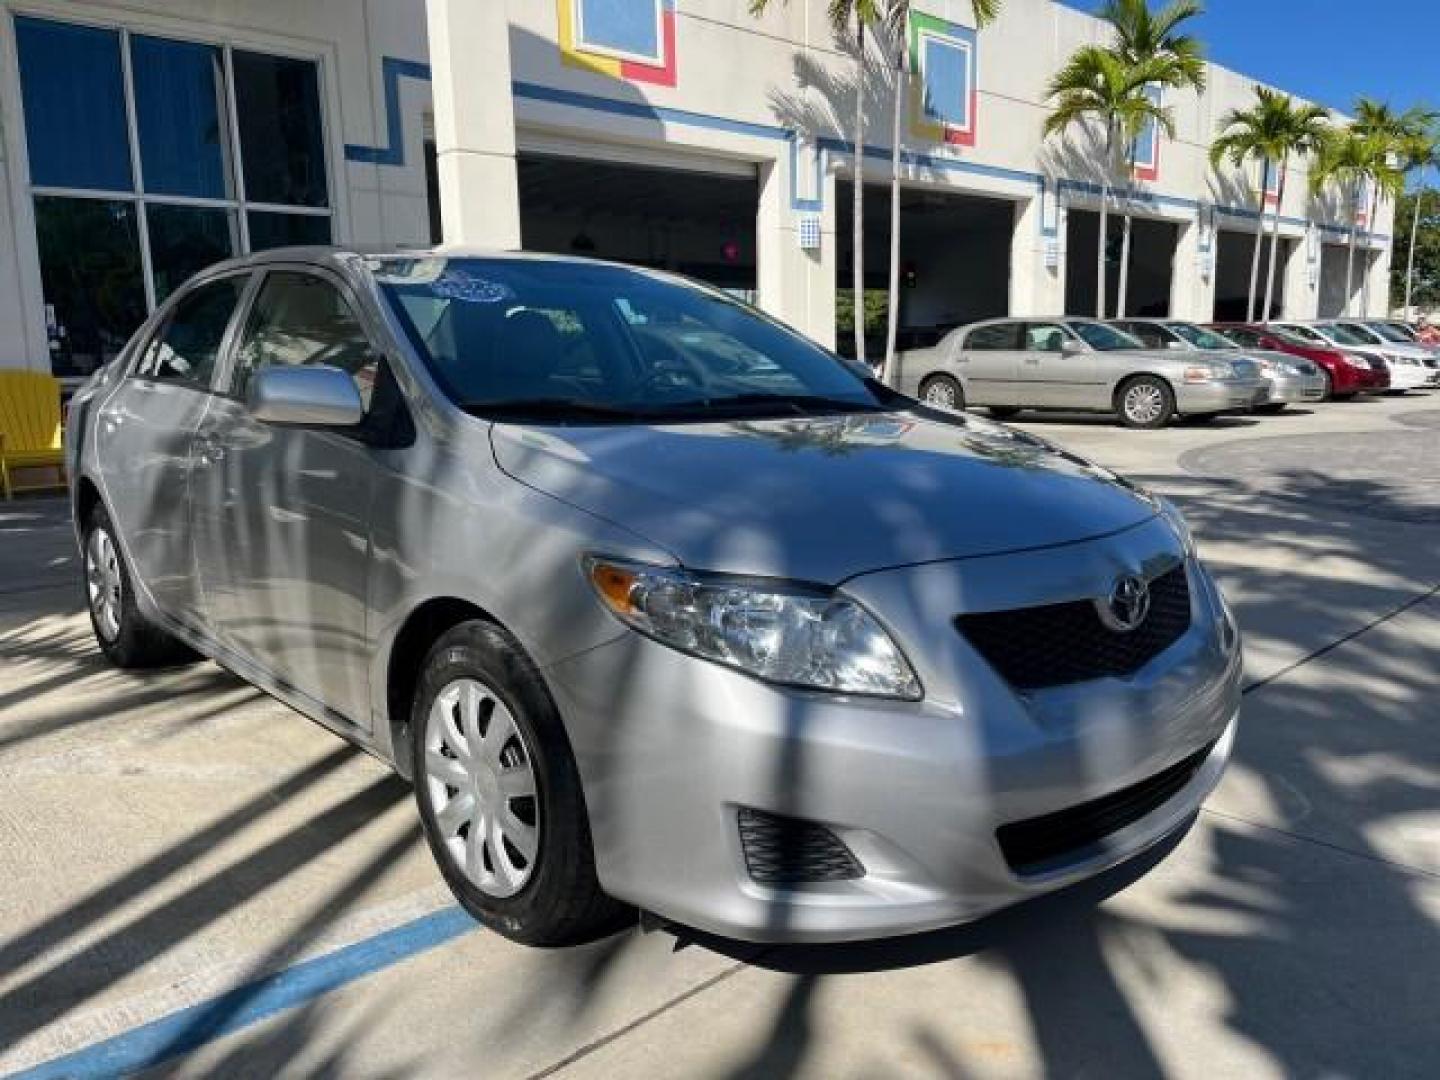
[918,374,964,411]
[412,620,626,946]
[1115,376,1175,430]
[82,505,197,668]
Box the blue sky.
[1059,1,1439,116]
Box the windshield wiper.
[688,393,890,416]
[462,398,654,422]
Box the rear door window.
[135,275,248,389]
[964,323,1020,350]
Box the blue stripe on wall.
[349,55,1389,244]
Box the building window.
[13,16,334,378]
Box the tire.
[411,619,627,946]
[988,406,1022,420]
[1257,402,1287,414]
[918,374,964,411]
[1115,376,1175,430]
[82,505,197,669]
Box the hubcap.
[423,678,540,898]
[923,380,957,409]
[1124,384,1165,424]
[85,528,123,642]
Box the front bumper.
[547,517,1242,943]
[1264,372,1328,403]
[1175,377,1270,414]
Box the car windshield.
[1068,322,1143,350]
[1166,323,1238,350]
[1324,323,1378,346]
[373,257,892,422]
[1366,322,1413,343]
[1280,324,1324,343]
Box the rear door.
[956,322,1022,405]
[1018,321,1102,407]
[93,274,249,629]
[191,267,403,726]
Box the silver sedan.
[1110,319,1327,411]
[66,249,1241,946]
[898,318,1270,429]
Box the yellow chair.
[0,370,67,499]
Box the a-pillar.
[756,145,836,348]
[425,0,521,247]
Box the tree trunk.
[1405,171,1424,319]
[1246,200,1263,322]
[1261,156,1287,322]
[1344,179,1359,316]
[1117,214,1132,318]
[882,37,906,384]
[1360,183,1380,316]
[1097,125,1113,318]
[852,20,868,364]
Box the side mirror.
[247,364,364,427]
[1061,339,1085,356]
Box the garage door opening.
[1065,210,1177,317]
[835,181,1013,358]
[515,153,759,298]
[1211,231,1294,321]
[1319,242,1367,317]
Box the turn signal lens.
[589,562,639,615]
[1183,366,1216,383]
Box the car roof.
[193,245,664,278]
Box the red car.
[1208,322,1390,399]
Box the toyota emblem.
[1097,574,1151,633]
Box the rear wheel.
[412,620,627,946]
[918,374,964,411]
[1115,376,1175,430]
[82,505,197,668]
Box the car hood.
[490,410,1158,582]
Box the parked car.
[901,317,1270,429]
[66,248,1242,947]
[1207,322,1389,399]
[1109,319,1326,412]
[1356,320,1440,379]
[1271,322,1415,393]
[1305,321,1434,392]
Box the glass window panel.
[15,18,132,192]
[131,35,230,199]
[247,211,331,252]
[233,272,375,406]
[232,51,328,207]
[147,204,237,303]
[34,197,145,378]
[136,276,246,387]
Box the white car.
[1274,322,1432,394]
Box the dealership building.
[0,0,1393,381]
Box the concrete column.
[1009,191,1062,315]
[425,0,521,248]
[1281,232,1317,319]
[1364,247,1393,316]
[756,153,836,348]
[1170,218,1212,320]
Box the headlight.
[1156,497,1197,558]
[585,558,922,699]
[1183,364,1231,383]
[1345,354,1372,370]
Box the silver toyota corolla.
[66,249,1242,946]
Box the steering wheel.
[636,339,711,396]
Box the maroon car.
[1208,323,1389,399]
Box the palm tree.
[1209,88,1330,322]
[1348,99,1428,314]
[1099,0,1206,316]
[1044,48,1175,318]
[1311,126,1403,316]
[879,0,1000,381]
[750,0,883,364]
[1401,129,1439,319]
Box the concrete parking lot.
[2,393,1438,1079]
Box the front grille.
[996,740,1216,875]
[955,563,1191,691]
[737,807,864,886]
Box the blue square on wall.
[921,35,970,128]
[578,0,662,62]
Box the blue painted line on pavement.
[9,906,478,1080]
